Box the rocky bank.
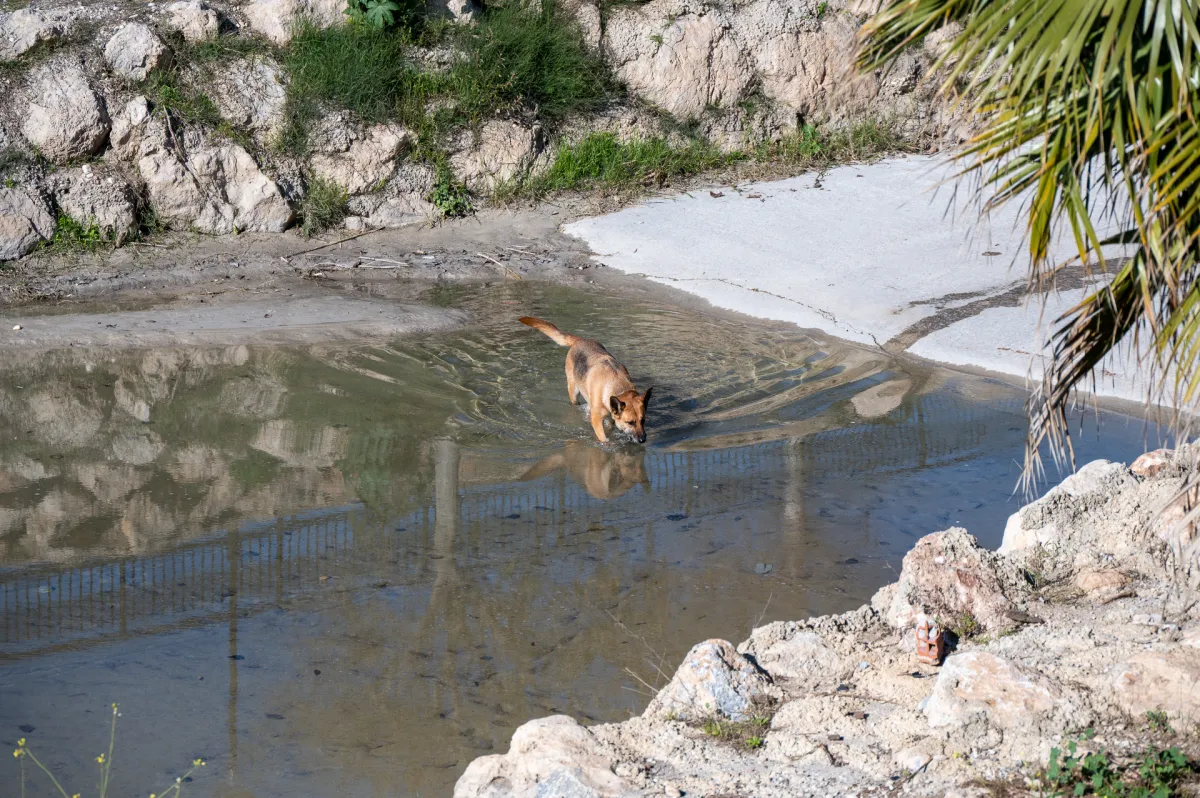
[0,0,962,262]
[454,449,1200,797]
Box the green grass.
[1145,710,1174,736]
[522,132,733,194]
[755,120,908,167]
[43,215,109,254]
[299,176,349,236]
[1042,738,1197,797]
[698,703,774,752]
[426,163,473,217]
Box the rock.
[739,627,841,685]
[366,194,434,228]
[244,0,345,45]
[55,166,139,242]
[999,460,1129,555]
[644,639,774,722]
[879,528,1030,634]
[453,715,637,798]
[1111,651,1200,722]
[0,8,67,60]
[1074,569,1128,594]
[109,96,157,160]
[210,56,288,140]
[139,143,293,234]
[925,651,1063,731]
[163,0,221,42]
[0,188,54,260]
[22,61,110,164]
[893,746,933,774]
[1131,449,1173,479]
[310,124,413,194]
[449,121,544,192]
[104,23,172,82]
[426,0,479,23]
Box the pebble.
[12,325,21,331]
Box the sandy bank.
[563,157,1152,404]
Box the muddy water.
[0,283,1165,797]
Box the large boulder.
[874,528,1031,634]
[999,460,1130,554]
[22,62,110,164]
[644,638,774,722]
[449,121,544,192]
[0,188,54,260]
[1111,651,1200,723]
[54,165,139,243]
[0,8,69,60]
[209,56,289,140]
[104,23,172,82]
[310,124,413,194]
[453,715,638,798]
[244,0,345,44]
[139,143,293,234]
[925,651,1064,731]
[162,0,221,42]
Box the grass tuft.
[299,176,349,236]
[696,701,775,752]
[43,215,109,254]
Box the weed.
[649,33,663,45]
[13,704,207,798]
[1042,738,1197,797]
[815,1,828,18]
[345,0,423,31]
[947,611,983,640]
[755,119,906,168]
[527,132,732,194]
[1145,710,1174,735]
[43,215,108,254]
[299,176,349,237]
[446,0,614,127]
[698,705,773,752]
[279,22,426,153]
[426,163,472,217]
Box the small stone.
[104,23,172,82]
[1130,449,1172,478]
[664,787,682,798]
[163,0,220,42]
[12,324,22,331]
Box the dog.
[519,316,652,443]
[518,441,650,500]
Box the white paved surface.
[564,156,1154,403]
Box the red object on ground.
[916,613,945,665]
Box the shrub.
[299,176,349,236]
[426,164,472,217]
[534,133,732,192]
[345,0,424,31]
[447,0,613,126]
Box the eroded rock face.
[104,23,172,82]
[739,626,842,685]
[925,651,1063,731]
[876,527,1030,634]
[1112,651,1200,723]
[109,96,157,161]
[22,62,110,164]
[54,166,139,242]
[449,121,543,191]
[310,124,413,194]
[0,188,55,261]
[210,56,289,140]
[453,715,637,798]
[244,0,345,44]
[1000,460,1131,555]
[163,0,221,42]
[139,143,293,234]
[644,638,774,722]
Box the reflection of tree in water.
[0,345,458,565]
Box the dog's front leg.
[589,409,609,443]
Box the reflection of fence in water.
[0,393,1000,657]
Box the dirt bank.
[454,448,1200,798]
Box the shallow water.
[0,282,1166,797]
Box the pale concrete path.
[564,156,1152,404]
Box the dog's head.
[609,387,653,443]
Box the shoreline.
[454,448,1200,798]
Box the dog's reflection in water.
[519,440,650,500]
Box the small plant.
[937,611,983,640]
[427,165,472,218]
[299,176,349,237]
[531,132,732,194]
[13,704,207,798]
[1043,738,1196,797]
[815,1,828,18]
[45,214,108,253]
[1145,709,1173,735]
[745,735,765,749]
[649,33,663,45]
[696,705,773,752]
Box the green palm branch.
[858,0,1200,481]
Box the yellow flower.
[17,739,25,747]
[13,750,21,758]
[96,754,106,764]
[192,758,206,767]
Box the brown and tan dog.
[519,316,652,443]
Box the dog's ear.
[642,387,653,407]
[609,395,624,414]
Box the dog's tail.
[519,316,580,347]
